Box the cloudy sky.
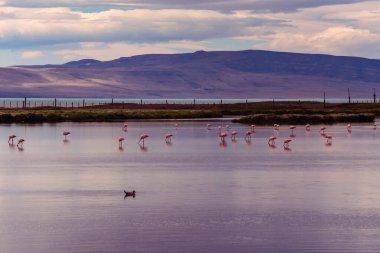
[0,0,379,66]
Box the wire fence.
[0,98,378,109]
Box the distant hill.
[1,50,380,98]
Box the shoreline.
[0,101,378,124]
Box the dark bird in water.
[124,190,136,198]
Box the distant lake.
[1,121,380,253]
[0,97,377,108]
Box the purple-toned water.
[1,121,380,253]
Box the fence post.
[374,88,377,103]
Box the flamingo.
[8,134,17,144]
[118,137,125,148]
[231,131,238,140]
[207,123,212,130]
[165,133,173,142]
[268,136,277,145]
[245,131,252,141]
[283,139,292,148]
[17,139,25,148]
[219,132,227,142]
[63,131,70,140]
[347,124,352,132]
[122,123,128,131]
[325,134,333,144]
[320,127,326,135]
[139,134,149,145]
[218,126,222,132]
[251,125,256,132]
[289,125,296,135]
[305,124,311,131]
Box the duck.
[124,190,136,198]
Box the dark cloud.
[0,8,287,50]
[3,0,374,12]
[134,0,374,13]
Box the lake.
[1,121,380,253]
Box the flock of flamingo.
[212,123,346,150]
[7,121,378,151]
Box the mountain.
[1,50,380,98]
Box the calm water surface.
[1,121,380,253]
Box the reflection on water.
[1,121,380,253]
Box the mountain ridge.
[3,50,380,98]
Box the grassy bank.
[233,113,375,125]
[0,101,379,124]
[0,109,222,123]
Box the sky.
[0,0,380,66]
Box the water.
[1,121,380,253]
[0,97,377,108]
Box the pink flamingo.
[219,132,227,142]
[305,124,311,131]
[175,123,178,130]
[165,133,173,142]
[122,123,128,131]
[17,139,25,148]
[320,127,326,135]
[231,131,238,140]
[325,134,332,144]
[289,125,296,135]
[8,134,17,144]
[63,131,70,140]
[283,139,292,148]
[118,137,125,148]
[245,131,252,141]
[347,124,352,132]
[251,125,256,132]
[218,126,222,132]
[139,134,149,145]
[207,123,212,130]
[268,136,277,145]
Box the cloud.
[1,0,380,66]
[20,50,43,59]
[0,7,284,49]
[1,0,374,13]
[243,1,380,58]
[260,26,380,58]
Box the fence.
[0,98,378,109]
